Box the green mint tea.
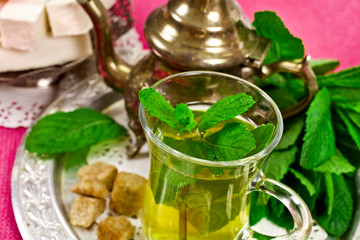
[141,110,272,240]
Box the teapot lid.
[144,0,270,70]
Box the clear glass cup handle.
[236,171,312,240]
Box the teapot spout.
[78,0,132,92]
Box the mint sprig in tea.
[139,86,276,239]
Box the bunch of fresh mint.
[247,11,359,238]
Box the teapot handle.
[242,55,318,119]
[263,56,318,118]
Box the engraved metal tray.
[11,74,360,240]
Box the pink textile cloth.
[133,0,360,70]
[0,127,26,239]
[1,0,359,239]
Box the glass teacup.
[139,71,312,240]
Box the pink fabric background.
[133,0,360,70]
[1,0,359,239]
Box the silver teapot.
[78,0,318,156]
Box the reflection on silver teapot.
[78,0,318,157]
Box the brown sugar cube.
[97,216,134,240]
[69,195,106,228]
[110,172,147,216]
[71,177,109,199]
[78,161,117,190]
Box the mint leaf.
[163,136,229,176]
[269,197,285,218]
[25,108,127,154]
[249,192,268,226]
[166,137,232,176]
[250,124,275,154]
[318,65,360,88]
[183,190,213,234]
[324,173,334,215]
[326,236,341,240]
[173,103,197,133]
[288,170,321,212]
[257,145,297,208]
[139,88,197,132]
[309,59,340,75]
[150,160,197,205]
[139,88,178,128]
[266,87,298,110]
[300,88,336,169]
[347,110,360,128]
[314,149,355,175]
[328,88,360,102]
[289,168,316,196]
[284,77,308,101]
[163,137,215,161]
[276,116,304,150]
[267,196,294,230]
[184,181,243,234]
[316,174,353,236]
[252,233,274,240]
[205,122,256,161]
[63,146,89,172]
[235,19,271,62]
[198,93,255,133]
[158,167,196,189]
[336,101,360,114]
[263,73,287,87]
[253,11,304,64]
[184,190,232,234]
[337,108,360,149]
[263,146,297,181]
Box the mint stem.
[179,202,188,240]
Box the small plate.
[0,56,94,87]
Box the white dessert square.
[46,0,93,37]
[0,0,47,51]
